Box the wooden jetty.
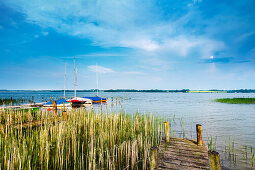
[151,123,221,170]
[157,138,209,169]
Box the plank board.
[158,137,209,170]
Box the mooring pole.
[63,102,67,120]
[150,147,158,170]
[101,98,103,111]
[208,150,221,170]
[196,124,203,145]
[53,101,57,118]
[164,121,170,142]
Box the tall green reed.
[0,108,163,169]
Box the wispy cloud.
[88,65,115,74]
[77,53,129,57]
[2,0,255,89]
[42,31,48,36]
[123,71,145,75]
[87,65,145,75]
[201,57,249,64]
[4,0,224,57]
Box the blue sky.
[0,0,255,90]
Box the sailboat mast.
[74,57,76,98]
[96,63,99,96]
[64,63,66,98]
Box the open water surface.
[1,91,255,169]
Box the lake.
[1,91,255,169]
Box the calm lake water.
[1,91,255,169]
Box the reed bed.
[215,98,255,104]
[0,98,21,106]
[0,109,163,169]
[0,108,43,125]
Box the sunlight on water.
[1,91,255,169]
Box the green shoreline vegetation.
[215,98,255,104]
[0,109,163,169]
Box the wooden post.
[52,101,57,118]
[196,124,203,146]
[164,121,170,143]
[18,100,20,106]
[11,97,12,106]
[208,150,221,170]
[101,98,103,111]
[150,147,158,170]
[105,99,108,114]
[111,97,114,107]
[63,102,67,120]
[32,96,34,102]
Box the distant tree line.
[103,89,190,93]
[226,89,255,93]
[1,89,255,93]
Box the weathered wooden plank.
[159,156,209,168]
[159,148,209,157]
[158,137,209,169]
[159,144,208,153]
[159,152,209,164]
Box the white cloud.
[88,65,115,74]
[236,31,255,42]
[77,53,129,57]
[42,32,48,36]
[87,65,146,75]
[120,39,160,51]
[123,71,145,75]
[4,0,224,57]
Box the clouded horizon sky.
[0,0,255,90]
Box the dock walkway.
[157,137,209,169]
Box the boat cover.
[45,99,67,105]
[83,96,106,101]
